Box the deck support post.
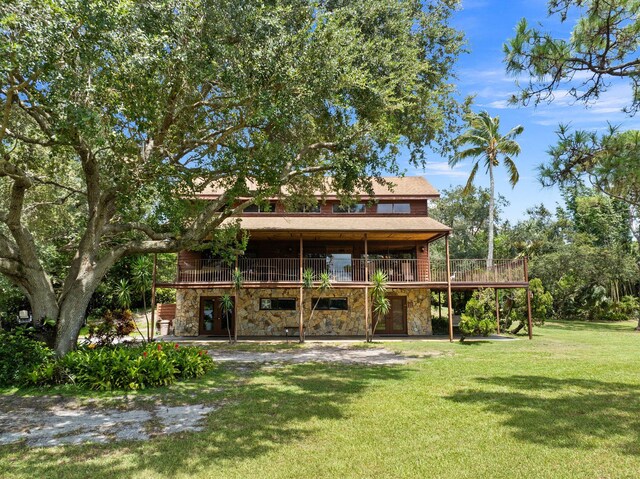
[150,253,157,340]
[364,234,369,341]
[438,291,442,320]
[234,255,238,343]
[495,288,500,334]
[299,236,304,343]
[524,257,532,340]
[445,234,454,342]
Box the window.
[260,298,297,310]
[289,203,321,213]
[377,203,411,214]
[244,202,277,213]
[332,203,366,213]
[312,297,348,310]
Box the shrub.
[26,342,214,391]
[459,289,497,339]
[431,316,449,335]
[87,309,136,346]
[0,328,54,386]
[155,288,176,304]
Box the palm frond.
[503,156,520,187]
[462,162,479,195]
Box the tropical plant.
[220,294,234,344]
[305,271,332,343]
[87,309,137,347]
[114,279,132,310]
[369,270,390,342]
[26,342,214,390]
[450,111,524,267]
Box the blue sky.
[406,0,640,222]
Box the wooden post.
[495,288,500,334]
[150,254,157,340]
[524,257,532,340]
[234,255,238,343]
[364,234,369,341]
[445,234,454,342]
[438,291,442,320]
[526,287,533,340]
[299,236,304,342]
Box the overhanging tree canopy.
[504,0,640,113]
[0,0,465,355]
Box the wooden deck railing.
[173,257,527,285]
[429,258,527,284]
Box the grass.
[2,320,640,478]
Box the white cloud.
[422,162,470,178]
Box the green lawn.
[2,321,640,478]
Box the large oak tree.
[0,0,465,355]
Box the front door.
[373,296,407,335]
[199,297,234,336]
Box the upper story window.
[289,203,321,213]
[332,203,366,213]
[244,202,277,213]
[377,203,411,214]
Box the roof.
[223,215,451,233]
[198,176,439,199]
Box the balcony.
[167,257,528,287]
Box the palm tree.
[450,111,524,267]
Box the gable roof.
[197,176,439,200]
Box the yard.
[1,321,639,479]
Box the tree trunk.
[53,266,107,356]
[510,322,525,335]
[54,291,95,356]
[487,160,495,269]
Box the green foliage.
[302,268,315,289]
[504,279,554,333]
[505,0,640,112]
[459,289,497,338]
[26,343,214,391]
[0,328,54,386]
[87,309,136,347]
[114,279,133,310]
[431,185,508,260]
[155,288,176,304]
[232,268,243,291]
[370,270,390,341]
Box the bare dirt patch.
[0,395,216,448]
[207,345,414,365]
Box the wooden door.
[373,296,407,335]
[199,297,234,336]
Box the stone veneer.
[174,287,431,337]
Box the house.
[156,176,531,340]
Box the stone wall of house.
[174,286,432,336]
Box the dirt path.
[207,345,413,365]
